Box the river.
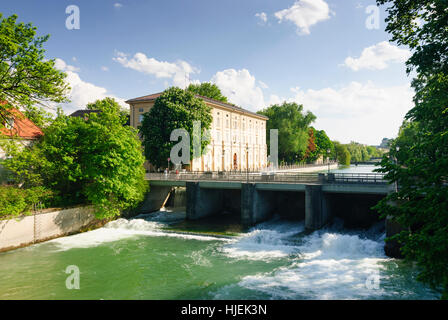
[0,165,441,300]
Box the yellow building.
[126,93,268,172]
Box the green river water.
[0,166,442,300]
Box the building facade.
[1,107,43,182]
[126,93,268,172]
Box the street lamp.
[327,149,331,174]
[394,146,400,193]
[245,144,249,182]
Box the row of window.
[135,108,266,132]
[215,111,265,131]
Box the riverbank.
[0,206,107,253]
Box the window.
[139,108,144,113]
[139,115,144,123]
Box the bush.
[0,186,55,217]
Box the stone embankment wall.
[0,206,97,252]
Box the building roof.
[0,108,43,140]
[126,92,269,120]
[69,109,131,126]
[69,109,101,118]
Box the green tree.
[333,141,351,166]
[3,98,147,218]
[307,128,334,163]
[139,87,212,169]
[0,14,69,125]
[86,97,129,124]
[24,105,54,128]
[346,142,371,163]
[186,83,228,102]
[375,0,448,298]
[258,102,316,163]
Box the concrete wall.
[241,184,277,227]
[384,216,404,258]
[305,185,333,231]
[0,206,96,252]
[186,182,224,220]
[137,185,172,214]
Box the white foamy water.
[237,231,390,299]
[48,214,228,251]
[211,219,439,300]
[222,218,305,260]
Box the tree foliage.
[186,82,228,102]
[139,87,213,169]
[375,0,448,298]
[3,98,147,219]
[333,141,351,166]
[0,13,69,125]
[258,102,316,163]
[306,127,334,162]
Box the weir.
[144,172,392,230]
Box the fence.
[147,171,387,185]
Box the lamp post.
[222,148,225,172]
[246,144,249,183]
[327,149,331,174]
[394,146,400,193]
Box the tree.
[346,142,371,163]
[307,128,334,163]
[3,98,147,218]
[375,0,448,298]
[24,105,54,128]
[139,87,213,169]
[333,141,351,166]
[0,14,69,125]
[186,83,228,103]
[305,128,318,163]
[258,102,316,163]
[86,97,128,124]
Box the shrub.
[0,186,55,217]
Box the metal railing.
[331,173,386,184]
[147,171,387,185]
[276,161,338,171]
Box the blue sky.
[1,0,415,145]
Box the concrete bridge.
[143,172,393,231]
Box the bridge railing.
[147,171,387,185]
[330,173,386,184]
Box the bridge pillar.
[186,182,223,220]
[305,185,331,231]
[138,185,172,214]
[241,183,276,227]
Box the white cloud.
[274,0,331,35]
[258,80,269,89]
[54,58,80,72]
[255,12,268,24]
[209,67,411,144]
[211,69,265,111]
[114,3,123,8]
[343,41,411,71]
[113,51,199,88]
[54,58,125,114]
[283,81,414,145]
[101,66,109,72]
